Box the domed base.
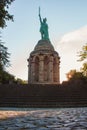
[34,39,54,51]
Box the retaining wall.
[0,83,87,107]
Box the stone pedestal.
[27,40,60,84]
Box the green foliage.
[0,70,15,84]
[15,78,28,84]
[66,69,87,83]
[0,0,14,28]
[66,69,77,80]
[78,43,87,61]
[0,1,15,84]
[0,38,11,84]
[78,43,87,78]
[0,40,10,69]
[80,62,87,77]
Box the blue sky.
[1,0,87,82]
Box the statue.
[39,7,49,40]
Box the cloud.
[57,26,87,51]
[56,25,87,82]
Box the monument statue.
[39,7,49,40]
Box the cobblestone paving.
[0,108,87,130]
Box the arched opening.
[44,56,49,81]
[35,56,39,81]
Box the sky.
[1,0,87,82]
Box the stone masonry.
[27,40,60,84]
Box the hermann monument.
[27,7,60,84]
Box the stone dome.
[34,40,54,51]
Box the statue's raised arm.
[39,7,42,24]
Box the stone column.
[27,58,31,84]
[48,56,53,82]
[31,57,35,83]
[55,57,60,84]
[39,55,44,82]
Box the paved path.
[0,108,87,130]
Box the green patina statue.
[39,7,49,40]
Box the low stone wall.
[0,84,87,107]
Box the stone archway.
[44,56,49,81]
[35,56,39,81]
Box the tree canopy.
[66,69,87,84]
[0,1,16,84]
[0,0,14,28]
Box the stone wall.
[0,83,87,107]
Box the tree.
[80,62,87,77]
[66,69,77,80]
[0,0,14,28]
[0,40,10,70]
[78,43,87,77]
[0,39,11,83]
[78,43,87,61]
[0,40,16,84]
[66,69,85,81]
[15,78,28,84]
[0,0,15,84]
[0,70,15,84]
